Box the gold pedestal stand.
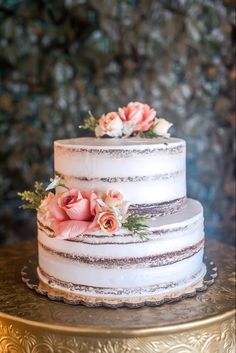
[0,239,235,353]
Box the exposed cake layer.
[37,253,206,298]
[37,199,205,298]
[54,137,186,207]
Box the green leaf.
[57,182,69,190]
[18,181,48,210]
[139,130,169,139]
[123,213,151,240]
[79,111,98,132]
[139,130,158,138]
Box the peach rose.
[52,216,99,240]
[39,192,68,222]
[53,189,101,238]
[95,112,123,137]
[104,190,123,207]
[97,211,119,233]
[87,191,99,216]
[58,189,93,221]
[39,189,101,239]
[118,102,156,135]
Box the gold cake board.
[23,258,214,308]
[0,239,235,353]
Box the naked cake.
[20,102,206,306]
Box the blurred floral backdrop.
[0,0,235,246]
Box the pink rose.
[58,189,92,221]
[39,189,101,239]
[52,216,99,240]
[118,102,156,135]
[54,189,101,239]
[86,191,99,216]
[39,192,68,223]
[97,211,119,233]
[95,112,123,138]
[104,190,123,207]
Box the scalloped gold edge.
[21,256,217,308]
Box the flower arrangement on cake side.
[80,102,172,138]
[18,177,150,240]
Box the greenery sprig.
[79,111,98,132]
[18,182,48,210]
[123,213,151,240]
[139,129,158,138]
[140,130,168,139]
[18,177,68,211]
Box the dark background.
[0,0,235,246]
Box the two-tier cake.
[20,102,207,307]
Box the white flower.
[122,120,136,137]
[95,112,123,138]
[152,118,173,137]
[45,176,61,191]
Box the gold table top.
[0,239,235,353]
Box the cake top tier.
[54,137,186,207]
[54,137,185,152]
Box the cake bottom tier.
[37,253,206,300]
[37,198,206,302]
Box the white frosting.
[37,136,206,301]
[55,137,183,147]
[38,199,205,297]
[54,137,186,204]
[38,250,205,293]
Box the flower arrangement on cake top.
[80,102,172,138]
[18,177,150,240]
